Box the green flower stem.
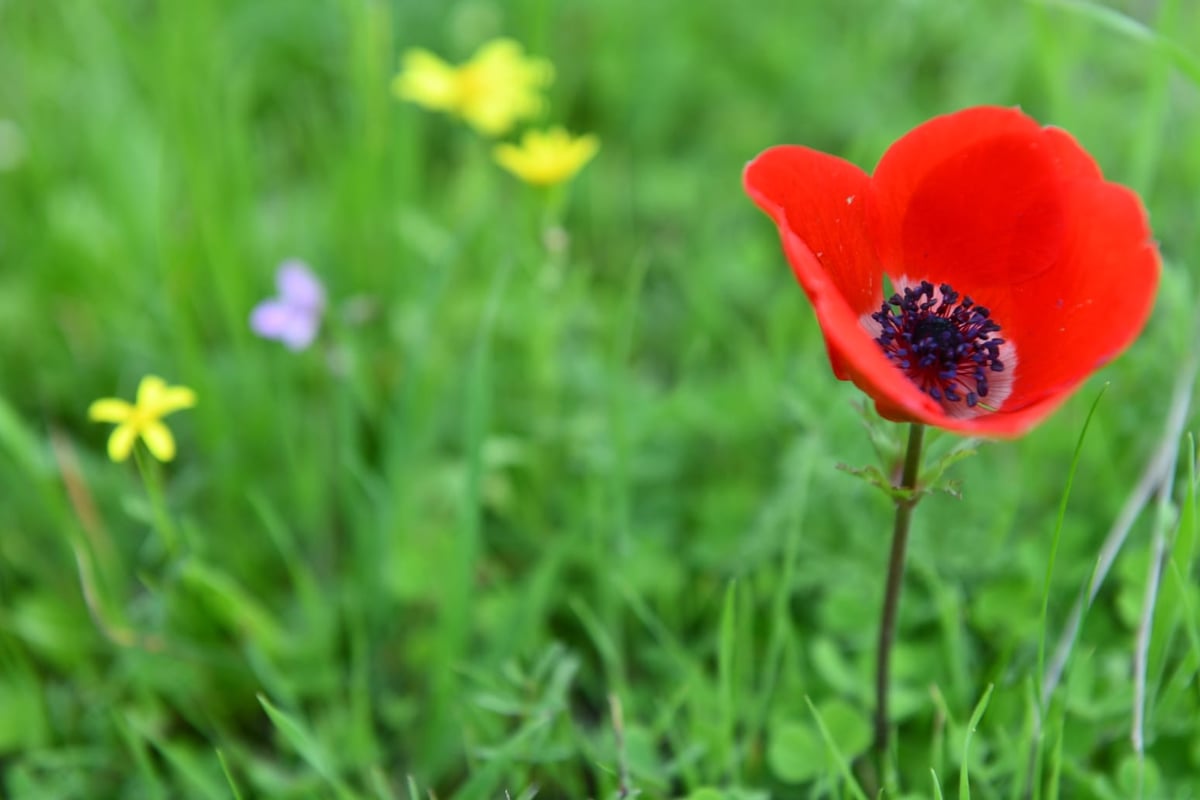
[873,422,927,767]
[537,184,570,283]
[541,183,566,230]
[133,446,180,557]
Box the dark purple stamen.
[872,281,1006,408]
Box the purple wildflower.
[250,260,326,351]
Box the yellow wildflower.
[493,127,599,186]
[88,375,196,463]
[392,38,553,136]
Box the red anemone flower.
[744,106,1160,437]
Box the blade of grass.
[930,684,948,784]
[368,765,399,800]
[154,740,230,800]
[1165,564,1200,671]
[959,683,994,800]
[113,711,166,800]
[1036,385,1109,709]
[1043,350,1198,703]
[1046,708,1064,800]
[216,749,244,800]
[718,580,739,785]
[1147,433,1200,691]
[1125,0,1180,194]
[427,255,514,770]
[1026,0,1200,87]
[1131,460,1180,761]
[752,437,814,742]
[257,693,357,800]
[1019,677,1040,800]
[567,595,624,686]
[178,560,285,653]
[804,696,868,800]
[1136,435,1200,782]
[595,251,651,687]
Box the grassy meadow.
[3,0,1200,797]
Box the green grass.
[2,0,1200,797]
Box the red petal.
[744,145,949,421]
[743,145,881,315]
[870,107,1070,291]
[998,180,1159,410]
[743,145,884,380]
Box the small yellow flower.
[392,38,553,136]
[88,375,196,463]
[493,127,600,187]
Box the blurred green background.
[2,0,1199,797]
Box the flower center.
[871,280,1006,409]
